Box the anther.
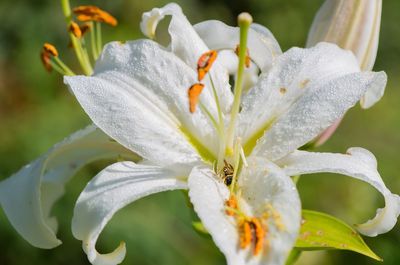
[40,43,74,75]
[40,51,52,72]
[239,219,252,249]
[80,23,91,36]
[197,50,217,81]
[225,195,238,216]
[43,43,58,57]
[188,83,205,113]
[250,217,266,255]
[69,22,82,38]
[73,5,118,26]
[235,45,251,68]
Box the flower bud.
[307,0,383,147]
[307,0,383,109]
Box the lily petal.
[141,3,233,113]
[217,50,260,93]
[72,161,187,265]
[188,158,300,265]
[0,125,132,248]
[66,40,222,165]
[278,148,400,236]
[194,20,281,71]
[240,42,387,160]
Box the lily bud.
[307,0,384,147]
[307,0,383,109]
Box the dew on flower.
[1,1,398,265]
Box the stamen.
[197,50,217,81]
[89,21,100,60]
[199,102,219,130]
[235,45,251,68]
[188,83,205,113]
[80,23,91,36]
[61,0,93,75]
[226,13,253,152]
[208,75,226,171]
[250,217,266,255]
[239,219,252,249]
[237,217,267,255]
[69,22,82,38]
[43,43,58,57]
[41,43,75,75]
[40,51,52,72]
[225,195,238,216]
[73,5,118,26]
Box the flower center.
[186,13,276,256]
[187,12,253,175]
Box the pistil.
[226,12,253,154]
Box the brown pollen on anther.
[69,22,82,38]
[40,51,52,72]
[43,43,58,57]
[80,23,91,36]
[73,5,118,26]
[197,50,217,81]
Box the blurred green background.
[0,0,399,264]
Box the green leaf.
[295,210,382,261]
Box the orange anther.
[80,23,91,36]
[197,50,217,81]
[235,45,251,68]
[43,43,58,57]
[188,83,205,113]
[40,51,52,72]
[250,217,266,255]
[225,195,238,216]
[238,219,252,249]
[69,22,82,38]
[73,5,118,26]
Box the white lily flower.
[64,3,398,265]
[1,3,398,265]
